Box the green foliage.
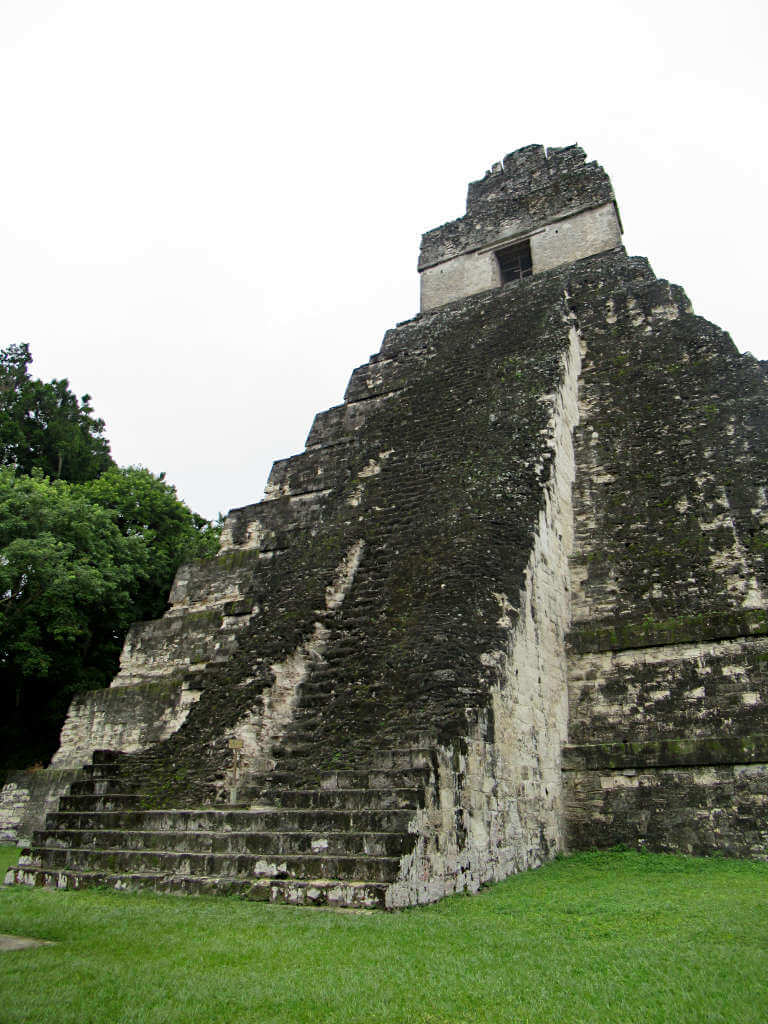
[1,850,767,1023]
[0,344,113,482]
[81,466,220,621]
[0,345,221,771]
[0,468,148,744]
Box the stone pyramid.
[4,145,767,908]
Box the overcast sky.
[1,1,765,521]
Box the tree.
[0,343,114,482]
[81,465,221,622]
[0,468,150,764]
[0,347,222,771]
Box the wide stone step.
[320,768,431,790]
[274,748,434,773]
[4,866,389,908]
[270,743,313,759]
[68,779,135,797]
[36,846,402,882]
[362,748,435,770]
[44,806,416,834]
[79,764,123,782]
[258,877,389,908]
[58,793,146,812]
[91,750,121,764]
[294,696,338,711]
[258,788,424,810]
[290,713,323,728]
[275,729,324,745]
[297,681,338,697]
[249,767,430,792]
[33,828,416,858]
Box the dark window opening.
[496,240,532,283]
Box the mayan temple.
[3,145,768,908]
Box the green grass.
[1,846,767,1024]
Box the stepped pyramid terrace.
[3,144,768,908]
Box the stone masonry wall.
[565,762,768,858]
[419,145,616,271]
[532,203,621,275]
[100,257,586,824]
[420,203,621,312]
[563,249,768,857]
[568,637,768,745]
[49,484,302,770]
[0,769,80,844]
[388,319,580,904]
[419,144,621,312]
[51,680,202,770]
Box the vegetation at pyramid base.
[0,346,220,775]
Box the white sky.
[1,0,766,521]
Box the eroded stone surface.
[564,248,768,857]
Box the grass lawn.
[1,844,766,1024]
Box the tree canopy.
[0,345,220,771]
[0,343,114,482]
[81,466,220,623]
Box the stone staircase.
[6,749,433,909]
